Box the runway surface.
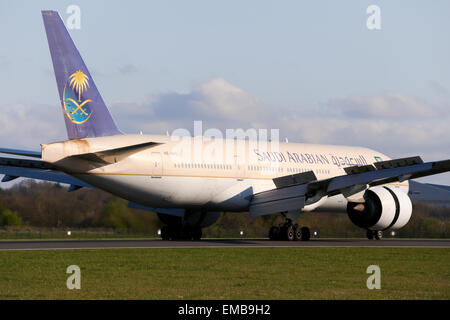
[0,239,449,251]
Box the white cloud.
[429,81,449,97]
[118,64,138,75]
[327,93,438,119]
[112,78,268,133]
[0,103,65,149]
[192,78,261,121]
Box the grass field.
[0,247,448,299]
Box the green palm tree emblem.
[69,70,90,102]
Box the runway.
[0,239,449,251]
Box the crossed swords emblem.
[66,98,92,116]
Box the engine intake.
[347,186,412,231]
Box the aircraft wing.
[0,156,91,188]
[249,156,450,217]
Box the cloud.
[429,81,449,97]
[192,78,262,121]
[0,103,65,149]
[112,78,268,133]
[118,64,138,75]
[0,55,7,66]
[326,93,438,119]
[274,94,450,162]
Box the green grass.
[0,248,448,299]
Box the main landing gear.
[161,225,202,240]
[268,219,311,241]
[366,229,383,240]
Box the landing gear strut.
[269,219,310,241]
[160,225,203,240]
[366,229,383,240]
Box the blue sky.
[0,0,449,184]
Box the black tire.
[300,227,310,241]
[285,225,295,241]
[366,229,374,240]
[294,225,302,241]
[374,230,383,240]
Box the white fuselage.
[41,134,409,212]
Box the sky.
[0,0,449,184]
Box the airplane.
[0,10,449,241]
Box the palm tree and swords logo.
[63,70,92,124]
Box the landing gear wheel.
[268,220,311,241]
[300,227,310,241]
[284,225,295,241]
[294,225,302,241]
[374,230,383,240]
[366,229,374,240]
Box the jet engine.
[347,186,412,231]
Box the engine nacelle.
[347,186,412,231]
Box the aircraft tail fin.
[42,10,121,140]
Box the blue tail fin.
[42,10,121,139]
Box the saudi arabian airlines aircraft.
[0,11,449,241]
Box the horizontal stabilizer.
[0,148,41,158]
[68,141,162,164]
[0,157,91,187]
